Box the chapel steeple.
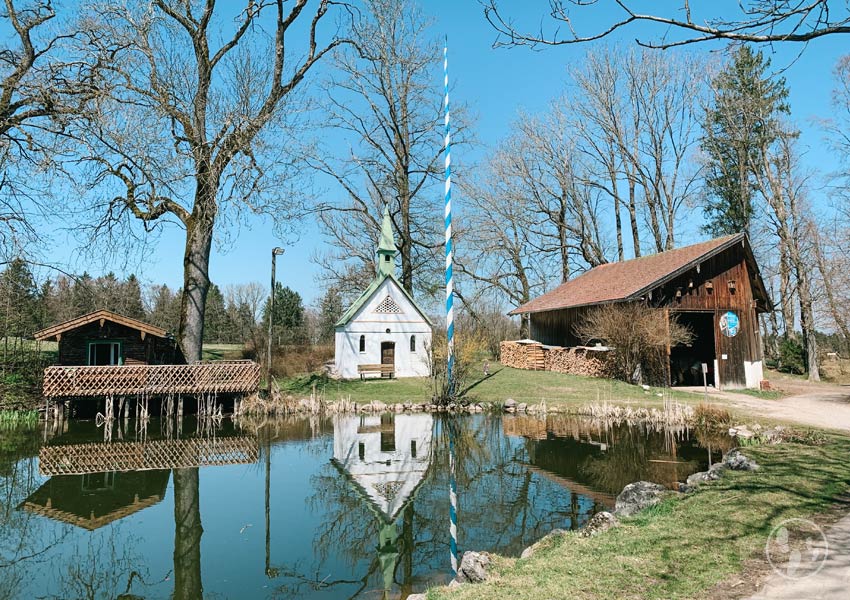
[377,205,397,277]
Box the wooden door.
[716,310,746,389]
[381,342,395,377]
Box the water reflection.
[0,413,719,600]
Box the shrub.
[778,338,805,374]
[574,303,694,385]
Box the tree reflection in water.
[172,468,203,600]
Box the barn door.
[716,310,746,388]
[381,342,395,378]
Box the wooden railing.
[39,436,260,475]
[42,360,260,398]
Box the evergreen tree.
[203,284,229,344]
[317,286,344,344]
[702,46,790,236]
[0,258,40,338]
[263,284,306,345]
[147,284,181,333]
[119,274,145,319]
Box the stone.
[728,425,754,440]
[724,449,760,471]
[455,551,491,584]
[581,512,618,538]
[503,398,517,413]
[520,528,567,558]
[517,402,528,413]
[614,481,667,517]
[678,482,696,494]
[373,401,387,412]
[407,595,427,600]
[686,463,726,486]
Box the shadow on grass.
[460,367,504,397]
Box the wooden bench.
[358,364,395,380]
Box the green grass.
[428,437,850,600]
[279,366,702,407]
[201,343,245,361]
[0,410,38,427]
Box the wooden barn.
[509,234,772,390]
[34,309,184,366]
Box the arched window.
[410,335,416,352]
[359,335,366,353]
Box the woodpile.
[500,341,612,378]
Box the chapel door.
[381,342,395,378]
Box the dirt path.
[746,512,850,600]
[690,383,850,432]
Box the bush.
[778,338,805,374]
[269,344,334,378]
[574,303,694,385]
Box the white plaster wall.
[744,360,764,390]
[334,278,432,379]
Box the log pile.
[500,341,612,378]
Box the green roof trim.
[334,273,433,328]
[378,205,397,254]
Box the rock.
[614,481,667,517]
[517,402,528,413]
[503,398,517,413]
[686,464,726,486]
[520,528,567,558]
[728,425,754,440]
[678,482,696,494]
[724,449,760,471]
[455,551,491,584]
[406,595,426,600]
[372,401,387,412]
[581,512,618,538]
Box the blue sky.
[45,2,849,306]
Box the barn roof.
[335,272,433,328]
[34,309,169,341]
[510,233,770,315]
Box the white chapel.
[333,206,433,379]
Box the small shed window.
[359,335,366,353]
[410,335,416,352]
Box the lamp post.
[268,247,284,389]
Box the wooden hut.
[34,309,184,366]
[509,234,772,390]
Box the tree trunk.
[778,245,795,340]
[614,192,624,261]
[173,468,203,600]
[796,267,820,381]
[179,211,215,363]
[627,175,641,257]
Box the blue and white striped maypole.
[443,39,454,397]
[444,39,459,577]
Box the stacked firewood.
[500,341,612,378]
[545,347,612,378]
[500,341,546,370]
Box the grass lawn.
[427,436,850,600]
[201,343,245,361]
[279,365,703,408]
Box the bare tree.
[312,0,448,296]
[70,0,352,361]
[0,1,90,257]
[482,1,850,49]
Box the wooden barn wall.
[529,306,590,347]
[653,245,764,388]
[57,322,181,366]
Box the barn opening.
[670,312,715,387]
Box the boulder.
[686,463,727,486]
[455,551,491,584]
[724,449,760,471]
[728,425,754,440]
[517,402,528,413]
[614,481,667,517]
[407,595,426,600]
[678,482,696,494]
[581,512,619,538]
[520,528,567,558]
[372,401,387,412]
[503,398,517,413]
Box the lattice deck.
[42,360,260,398]
[39,436,260,475]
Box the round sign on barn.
[719,311,740,338]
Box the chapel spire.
[377,205,397,277]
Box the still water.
[0,413,719,599]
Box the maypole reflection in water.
[448,420,458,575]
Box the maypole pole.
[443,39,454,398]
[443,39,459,577]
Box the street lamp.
[268,247,284,389]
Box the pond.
[0,413,721,599]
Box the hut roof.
[510,233,770,315]
[34,309,169,341]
